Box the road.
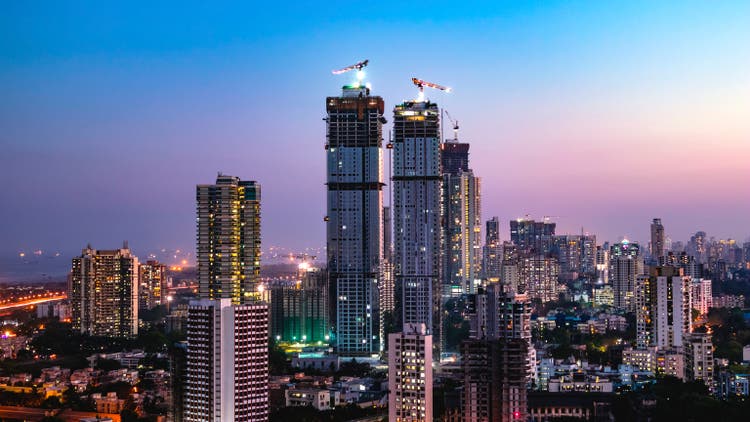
[0,294,66,311]
[0,405,56,421]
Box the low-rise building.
[285,387,336,410]
[548,373,613,393]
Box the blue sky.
[1,1,749,256]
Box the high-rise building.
[326,84,384,356]
[300,266,329,344]
[184,298,269,421]
[483,217,503,281]
[268,265,329,344]
[650,218,665,261]
[461,338,528,422]
[685,331,714,393]
[687,231,708,264]
[188,174,269,421]
[609,240,643,312]
[388,323,433,422]
[196,175,261,304]
[595,244,610,284]
[138,260,167,310]
[70,244,138,338]
[509,218,555,256]
[635,266,692,349]
[520,255,559,302]
[380,206,395,344]
[442,138,481,296]
[393,99,441,339]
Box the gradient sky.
[1,1,749,257]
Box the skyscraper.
[70,244,138,338]
[184,298,269,421]
[393,99,441,337]
[609,240,644,311]
[187,174,269,421]
[196,175,261,304]
[635,266,692,349]
[483,217,503,281]
[326,83,384,356]
[650,218,665,260]
[388,323,433,422]
[441,139,481,296]
[381,206,395,345]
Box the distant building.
[388,323,433,422]
[510,218,555,256]
[482,217,503,281]
[36,300,71,321]
[138,260,167,310]
[609,240,643,312]
[691,278,712,315]
[520,255,559,302]
[711,294,745,309]
[650,218,665,261]
[441,139,481,296]
[70,244,138,337]
[553,235,597,275]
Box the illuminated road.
[0,294,66,311]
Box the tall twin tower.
[326,73,480,357]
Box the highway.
[0,294,66,311]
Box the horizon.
[2,1,749,255]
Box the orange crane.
[332,59,369,75]
[411,77,452,93]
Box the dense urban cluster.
[2,70,750,422]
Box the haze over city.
[2,1,749,255]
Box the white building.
[285,388,336,410]
[635,267,691,349]
[184,298,269,422]
[389,323,433,422]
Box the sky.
[1,1,749,258]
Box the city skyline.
[2,1,749,255]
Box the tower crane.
[412,77,451,92]
[332,59,369,84]
[443,110,459,141]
